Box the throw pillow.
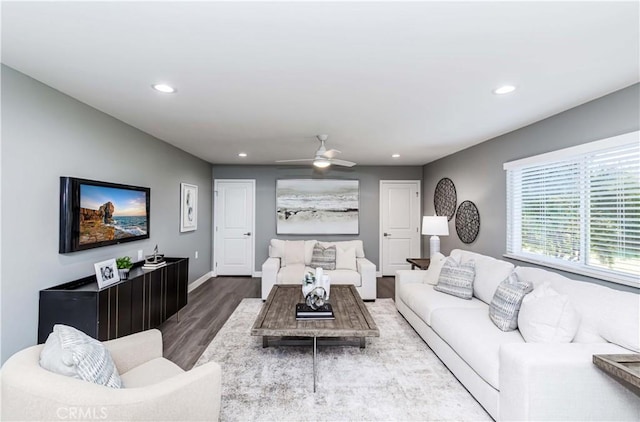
[434,257,475,300]
[284,240,306,267]
[422,252,446,285]
[335,246,357,271]
[310,244,336,270]
[518,282,581,343]
[40,324,122,388]
[489,272,533,331]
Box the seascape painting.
[276,179,359,234]
[79,184,148,245]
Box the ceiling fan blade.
[330,159,356,167]
[275,158,314,163]
[322,149,341,159]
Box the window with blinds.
[504,131,639,287]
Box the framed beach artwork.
[276,179,359,234]
[180,183,198,232]
[94,258,120,289]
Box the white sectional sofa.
[261,239,376,300]
[395,249,640,421]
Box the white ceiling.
[2,1,638,166]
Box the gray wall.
[422,83,640,292]
[1,66,213,362]
[211,165,423,269]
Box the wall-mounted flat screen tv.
[59,177,150,253]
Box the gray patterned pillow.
[310,244,336,270]
[434,257,475,299]
[489,273,533,331]
[40,324,122,388]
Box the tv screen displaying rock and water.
[59,177,150,253]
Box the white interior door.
[380,180,421,276]
[214,180,255,276]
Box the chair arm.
[104,361,223,421]
[356,258,376,300]
[104,329,163,373]
[261,257,281,300]
[499,342,640,421]
[394,270,425,303]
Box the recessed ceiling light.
[493,85,516,95]
[392,154,400,158]
[238,153,247,157]
[152,83,176,93]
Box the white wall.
[1,66,213,363]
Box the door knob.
[244,232,251,236]
[384,233,390,237]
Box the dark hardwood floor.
[160,276,395,370]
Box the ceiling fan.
[276,134,356,168]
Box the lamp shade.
[422,216,449,236]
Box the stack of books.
[295,303,335,320]
[142,259,166,270]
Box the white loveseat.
[396,249,640,421]
[261,239,376,300]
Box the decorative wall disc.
[434,178,457,221]
[455,200,480,244]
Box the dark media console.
[38,257,188,343]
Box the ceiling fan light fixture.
[313,158,331,168]
[493,85,516,95]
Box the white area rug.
[196,299,491,421]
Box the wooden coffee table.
[251,284,379,392]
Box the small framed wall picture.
[94,258,120,289]
[180,183,198,232]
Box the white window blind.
[504,131,640,287]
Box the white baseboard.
[253,271,262,278]
[376,271,383,277]
[188,271,214,293]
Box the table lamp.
[422,215,449,258]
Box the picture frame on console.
[180,183,198,232]
[94,258,120,289]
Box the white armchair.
[1,329,222,421]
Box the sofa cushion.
[450,249,515,304]
[335,244,357,271]
[514,267,600,344]
[40,324,122,388]
[515,266,640,352]
[276,264,306,284]
[120,357,184,388]
[284,240,306,266]
[434,257,475,299]
[489,273,533,331]
[317,269,362,286]
[319,240,365,258]
[431,307,525,390]
[310,244,336,270]
[518,282,581,343]
[399,283,486,326]
[269,239,317,266]
[422,253,446,285]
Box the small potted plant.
[116,256,133,280]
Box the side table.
[593,354,640,397]
[406,258,431,270]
